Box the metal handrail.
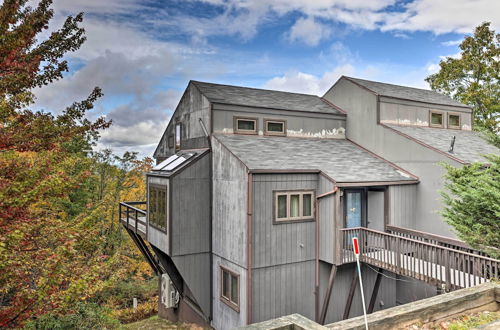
[119,201,147,237]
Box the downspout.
[247,173,253,324]
[315,186,338,322]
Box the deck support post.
[319,265,337,325]
[343,267,358,320]
[368,268,383,313]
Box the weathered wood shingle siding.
[154,83,211,159]
[252,260,315,323]
[379,98,472,129]
[211,136,248,329]
[212,104,346,138]
[388,184,417,228]
[169,152,211,317]
[252,173,317,268]
[251,173,317,323]
[171,153,211,256]
[323,78,461,237]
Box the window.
[175,123,182,151]
[149,184,168,231]
[274,191,315,222]
[234,117,258,135]
[220,266,239,311]
[448,113,461,129]
[430,111,444,128]
[168,135,174,148]
[264,119,286,136]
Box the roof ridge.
[190,80,321,98]
[343,76,437,94]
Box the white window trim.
[274,190,315,223]
[264,119,287,136]
[448,112,462,130]
[234,117,258,135]
[429,110,444,128]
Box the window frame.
[447,112,462,130]
[429,110,444,128]
[148,183,168,233]
[273,190,315,224]
[264,119,287,136]
[168,135,174,148]
[234,116,258,135]
[220,266,240,312]
[175,122,182,151]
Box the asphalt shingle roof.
[215,135,417,183]
[385,124,499,163]
[192,81,344,115]
[344,76,469,108]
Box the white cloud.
[287,17,332,46]
[264,64,355,95]
[441,39,462,47]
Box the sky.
[30,0,499,159]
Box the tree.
[426,22,499,134]
[441,155,500,258]
[0,0,110,152]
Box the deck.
[119,201,147,238]
[339,227,499,291]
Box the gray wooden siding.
[319,262,396,325]
[172,252,211,316]
[324,79,460,238]
[212,255,247,330]
[379,98,472,130]
[388,185,417,229]
[252,260,315,323]
[170,153,211,256]
[212,136,248,267]
[367,190,385,232]
[212,107,345,139]
[252,173,317,269]
[319,175,335,263]
[155,83,211,159]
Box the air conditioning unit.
[161,274,180,309]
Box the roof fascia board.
[336,180,419,187]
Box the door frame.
[343,188,367,228]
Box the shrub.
[111,297,158,324]
[24,303,120,330]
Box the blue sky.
[31,0,499,158]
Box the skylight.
[152,154,179,171]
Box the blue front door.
[346,191,363,228]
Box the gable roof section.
[384,124,499,164]
[214,135,418,184]
[191,80,345,115]
[341,76,470,109]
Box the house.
[119,77,499,329]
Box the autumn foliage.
[0,1,155,327]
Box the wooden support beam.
[343,268,358,320]
[368,268,384,314]
[319,265,337,325]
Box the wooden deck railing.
[119,201,147,238]
[340,227,499,291]
[386,225,490,257]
